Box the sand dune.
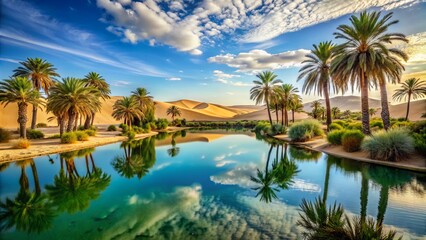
[303,96,382,112]
[1,96,424,129]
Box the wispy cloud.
[111,80,131,87]
[167,77,181,81]
[0,57,20,64]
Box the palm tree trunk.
[322,159,331,204]
[265,144,273,172]
[377,185,389,232]
[73,113,79,131]
[31,104,37,129]
[275,105,279,123]
[292,110,295,122]
[91,112,95,126]
[360,72,371,135]
[405,93,411,120]
[84,115,91,129]
[67,109,76,132]
[281,106,284,126]
[379,81,391,130]
[323,83,332,131]
[90,153,96,172]
[283,102,288,127]
[18,102,28,138]
[85,155,91,177]
[265,98,273,125]
[30,161,41,195]
[59,116,65,136]
[360,169,369,226]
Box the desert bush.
[156,119,169,130]
[332,120,347,127]
[412,133,426,156]
[347,122,362,131]
[36,123,47,128]
[13,138,30,149]
[181,118,187,126]
[107,125,117,131]
[85,129,96,136]
[327,130,346,145]
[61,132,77,144]
[75,131,89,141]
[133,126,144,134]
[342,130,364,152]
[0,128,11,143]
[47,134,61,139]
[392,121,412,128]
[254,121,270,133]
[27,129,44,139]
[120,124,129,133]
[329,123,343,131]
[362,128,415,161]
[370,120,384,129]
[127,130,136,140]
[288,119,324,142]
[142,123,151,133]
[148,122,157,130]
[267,124,285,136]
[411,120,426,134]
[77,125,85,131]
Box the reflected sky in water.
[0,132,425,239]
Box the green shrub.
[347,122,362,131]
[84,129,96,136]
[288,119,324,142]
[267,124,285,136]
[329,123,343,131]
[332,120,347,127]
[75,131,89,141]
[370,120,384,129]
[148,122,157,130]
[120,124,129,133]
[392,121,412,128]
[327,130,346,145]
[127,130,136,140]
[156,119,169,130]
[254,121,270,133]
[13,138,30,149]
[133,126,144,134]
[362,128,415,161]
[107,125,117,131]
[26,129,44,139]
[181,118,187,126]
[36,123,47,128]
[0,128,11,143]
[411,120,426,134]
[412,133,426,156]
[397,117,406,122]
[142,123,151,133]
[61,132,77,144]
[342,130,364,152]
[47,134,61,139]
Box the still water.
[0,131,425,239]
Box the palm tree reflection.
[251,143,299,202]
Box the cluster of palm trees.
[392,78,426,120]
[0,57,111,138]
[250,71,302,127]
[112,88,154,128]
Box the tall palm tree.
[331,107,340,119]
[131,87,154,125]
[393,78,426,120]
[112,97,142,128]
[250,71,282,125]
[47,78,100,133]
[277,84,299,127]
[82,72,110,128]
[289,94,303,123]
[0,77,41,138]
[13,58,59,129]
[166,105,181,122]
[298,41,335,131]
[310,100,322,119]
[332,11,408,134]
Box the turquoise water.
[0,131,425,239]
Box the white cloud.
[213,70,240,79]
[190,49,203,55]
[226,92,235,96]
[209,49,309,72]
[0,57,20,63]
[215,78,253,87]
[111,80,131,87]
[167,77,181,81]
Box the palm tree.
[0,77,41,138]
[166,105,181,122]
[298,41,335,131]
[310,100,322,119]
[289,94,303,123]
[131,87,153,125]
[112,96,142,128]
[331,107,340,119]
[13,58,59,129]
[393,78,426,120]
[277,84,299,127]
[332,11,408,134]
[82,72,110,128]
[47,78,100,133]
[369,108,378,118]
[250,71,282,125]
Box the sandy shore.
[274,134,426,172]
[0,129,158,163]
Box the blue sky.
[1,0,426,105]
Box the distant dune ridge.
[0,96,424,128]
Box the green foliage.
[254,121,270,133]
[370,119,383,129]
[75,131,89,141]
[120,124,129,133]
[142,123,151,133]
[132,126,144,134]
[327,130,346,145]
[107,125,117,131]
[148,122,157,130]
[0,128,11,143]
[347,122,362,131]
[26,129,44,139]
[362,128,415,161]
[267,124,286,136]
[181,118,187,126]
[332,120,348,127]
[342,130,364,152]
[77,125,85,131]
[329,123,343,130]
[392,121,412,128]
[36,123,47,128]
[61,132,77,144]
[410,120,426,134]
[127,130,135,140]
[412,133,426,156]
[13,138,30,149]
[156,118,169,130]
[84,129,96,136]
[47,134,61,139]
[288,119,324,142]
